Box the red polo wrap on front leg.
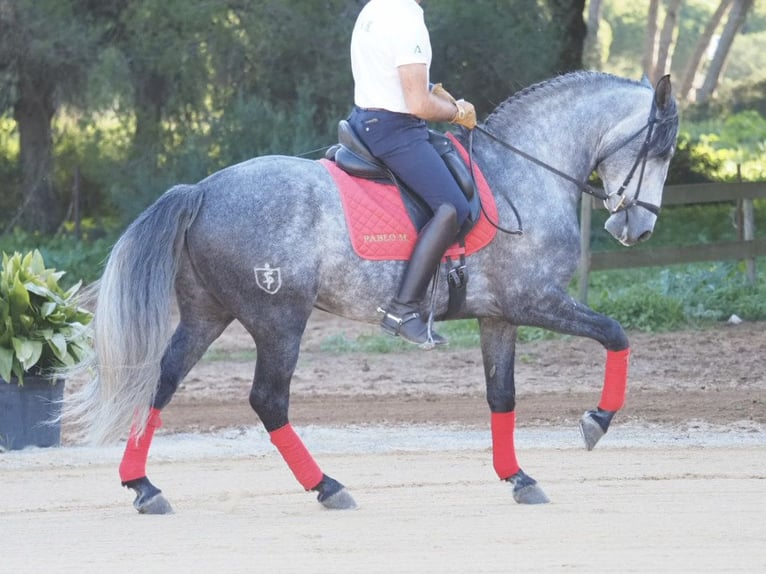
[270,423,324,491]
[119,407,162,482]
[491,411,520,480]
[599,348,630,412]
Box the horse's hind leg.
[120,295,233,514]
[479,318,550,504]
[246,323,357,510]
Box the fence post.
[736,165,757,284]
[578,195,593,303]
[743,197,756,284]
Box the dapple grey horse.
[65,72,679,513]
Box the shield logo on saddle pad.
[254,264,282,295]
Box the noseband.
[473,95,670,218]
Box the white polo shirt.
[351,0,432,113]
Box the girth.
[325,120,481,238]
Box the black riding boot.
[380,204,459,348]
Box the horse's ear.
[654,74,673,110]
[640,74,652,87]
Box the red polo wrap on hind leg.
[599,348,630,412]
[491,411,520,480]
[119,407,162,482]
[270,423,324,490]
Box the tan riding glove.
[431,83,477,129]
[451,99,477,130]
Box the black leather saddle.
[325,120,481,238]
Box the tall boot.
[380,204,459,347]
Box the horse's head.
[598,75,679,246]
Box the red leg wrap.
[491,411,520,480]
[119,407,162,482]
[599,348,630,412]
[270,423,324,491]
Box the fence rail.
[578,182,766,302]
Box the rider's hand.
[451,99,477,129]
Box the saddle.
[325,120,481,240]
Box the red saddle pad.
[320,133,498,261]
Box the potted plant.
[0,249,92,451]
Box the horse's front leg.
[479,317,550,504]
[525,289,630,450]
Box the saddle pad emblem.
[320,134,498,261]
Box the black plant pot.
[0,376,64,451]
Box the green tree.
[546,0,587,73]
[428,0,577,118]
[0,0,96,233]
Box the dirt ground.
[2,313,766,573]
[154,311,766,434]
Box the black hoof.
[579,408,616,451]
[123,476,174,514]
[505,469,550,504]
[312,475,357,510]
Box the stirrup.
[377,307,446,349]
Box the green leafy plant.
[0,250,92,384]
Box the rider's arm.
[398,63,459,122]
[399,63,477,128]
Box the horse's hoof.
[124,477,174,515]
[320,488,358,510]
[313,474,358,510]
[506,470,550,504]
[579,408,615,451]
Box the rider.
[349,0,477,347]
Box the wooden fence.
[578,182,766,303]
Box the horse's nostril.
[638,230,653,243]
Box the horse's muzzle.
[604,209,656,247]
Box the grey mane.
[484,71,678,158]
[485,72,644,127]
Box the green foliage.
[428,0,565,117]
[666,133,719,185]
[0,250,93,384]
[683,110,766,181]
[0,227,115,286]
[588,279,687,331]
[588,261,766,331]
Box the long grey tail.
[62,184,204,444]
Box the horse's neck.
[480,83,650,188]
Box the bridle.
[471,95,668,219]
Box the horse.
[64,71,679,513]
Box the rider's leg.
[380,203,458,346]
[349,109,470,346]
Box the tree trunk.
[546,0,587,73]
[13,67,59,234]
[642,0,660,81]
[584,0,603,69]
[129,67,168,168]
[696,0,754,102]
[653,0,683,81]
[678,0,732,102]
